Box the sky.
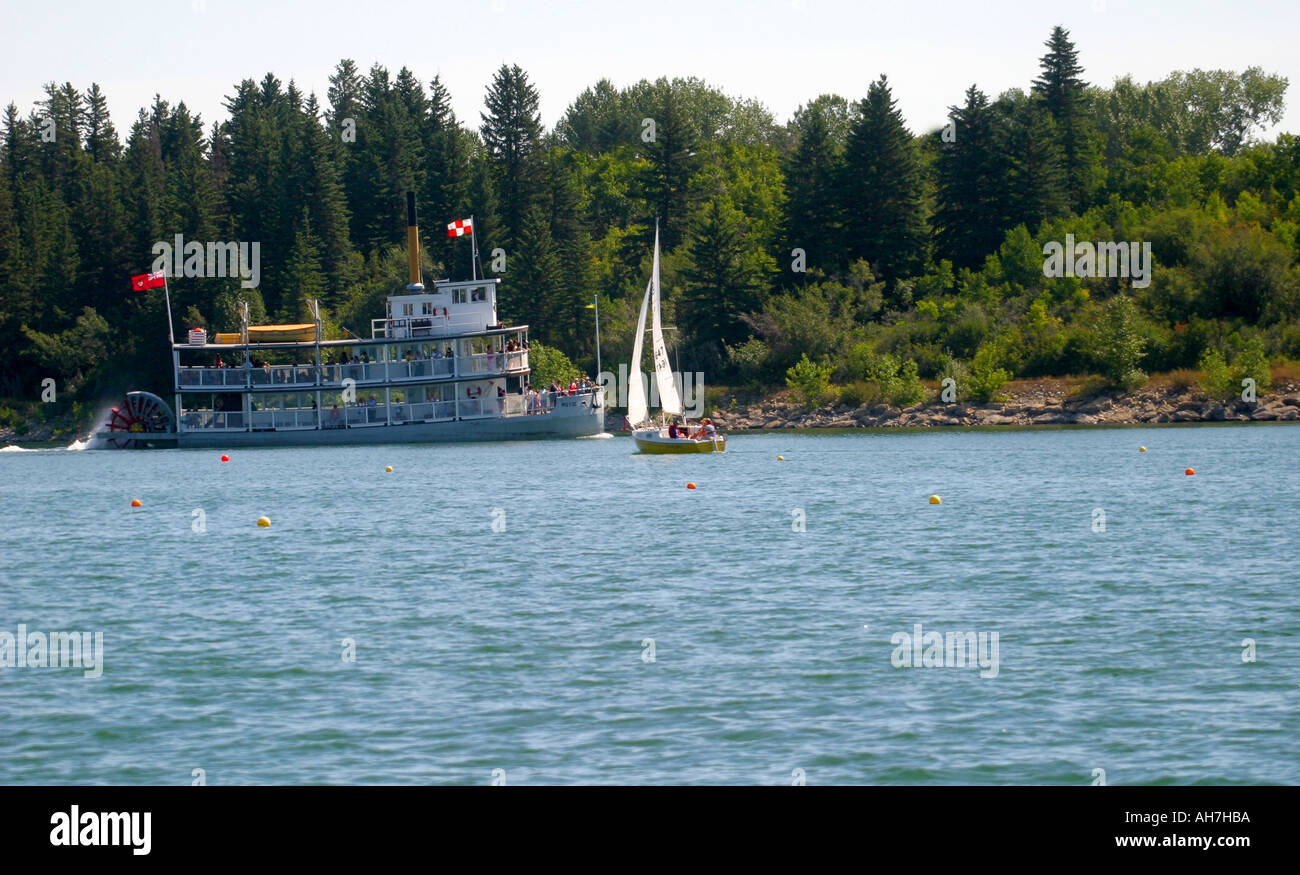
[2,0,1297,140]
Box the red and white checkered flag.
[447,218,473,238]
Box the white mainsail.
[649,226,682,415]
[627,271,651,427]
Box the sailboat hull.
[633,428,726,454]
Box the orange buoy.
[130,499,142,507]
[1185,468,1195,476]
[686,482,696,489]
[220,454,230,462]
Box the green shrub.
[837,381,880,408]
[530,342,582,387]
[967,344,1012,402]
[1234,337,1273,398]
[1200,338,1272,401]
[887,359,928,406]
[724,337,771,383]
[936,356,972,402]
[785,354,835,409]
[1091,295,1147,391]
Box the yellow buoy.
[929,495,941,505]
[1139,446,1146,453]
[130,499,142,508]
[385,466,393,472]
[777,456,784,461]
[257,516,271,527]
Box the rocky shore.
[680,379,1300,431]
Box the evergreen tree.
[934,85,1011,270]
[840,75,927,285]
[480,64,543,250]
[681,197,771,368]
[1032,26,1103,210]
[421,74,471,276]
[1001,95,1069,232]
[783,95,849,276]
[509,205,564,338]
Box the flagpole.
[471,213,478,282]
[163,273,175,346]
[593,294,601,378]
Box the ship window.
[421,302,432,315]
[402,303,414,316]
[471,286,487,302]
[452,289,467,304]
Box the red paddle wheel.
[103,392,174,449]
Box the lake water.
[1,424,1297,785]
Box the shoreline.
[687,378,1300,432]
[5,379,1300,447]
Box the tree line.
[1,25,1296,412]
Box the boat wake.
[0,444,36,453]
[578,432,615,439]
[65,438,89,451]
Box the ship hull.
[91,401,603,449]
[180,409,601,448]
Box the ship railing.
[249,365,319,387]
[318,363,387,385]
[180,411,246,430]
[460,350,526,375]
[250,409,319,430]
[342,404,389,426]
[179,367,253,388]
[388,358,456,381]
[372,315,455,339]
[458,396,508,418]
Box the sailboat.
[629,225,726,454]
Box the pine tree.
[480,64,544,251]
[1032,26,1103,211]
[783,95,849,277]
[510,205,564,338]
[421,74,471,276]
[1002,96,1069,232]
[278,212,327,321]
[681,197,770,368]
[934,85,1012,270]
[840,75,927,285]
[634,78,705,249]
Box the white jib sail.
[627,270,652,428]
[649,227,682,416]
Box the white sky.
[3,0,1297,139]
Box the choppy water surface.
[1,425,1297,784]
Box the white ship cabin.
[376,278,500,339]
[169,278,592,434]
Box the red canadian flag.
[130,270,167,291]
[447,218,473,238]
